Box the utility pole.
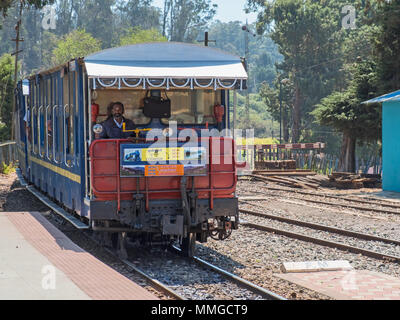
[279,77,290,144]
[279,77,282,144]
[197,31,216,47]
[242,21,255,125]
[11,0,24,141]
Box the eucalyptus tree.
[163,0,217,42]
[0,0,54,17]
[247,0,344,143]
[373,0,400,93]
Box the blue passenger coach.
[14,42,248,257]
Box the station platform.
[276,270,400,300]
[0,211,158,300]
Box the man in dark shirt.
[97,102,136,140]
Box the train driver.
[95,102,136,141]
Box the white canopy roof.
[85,61,247,79]
[84,42,248,80]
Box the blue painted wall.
[382,101,400,192]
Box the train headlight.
[162,127,173,138]
[93,124,103,134]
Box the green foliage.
[259,78,292,141]
[232,91,280,138]
[0,54,13,141]
[119,27,167,46]
[0,0,54,17]
[0,161,16,175]
[0,1,220,75]
[115,0,161,32]
[373,0,400,93]
[207,20,281,91]
[41,31,60,69]
[312,60,381,141]
[248,0,344,142]
[164,0,217,42]
[52,29,101,66]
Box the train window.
[32,82,38,154]
[67,71,74,157]
[75,69,79,161]
[27,83,32,149]
[39,80,45,157]
[53,75,62,164]
[56,75,63,163]
[93,89,151,125]
[62,70,74,163]
[46,77,53,160]
[16,93,21,144]
[161,90,219,125]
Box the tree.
[259,79,291,142]
[247,0,344,142]
[163,0,217,42]
[52,29,101,65]
[207,20,281,91]
[115,0,161,32]
[311,60,381,172]
[69,0,116,49]
[0,54,14,140]
[373,0,400,93]
[119,27,167,46]
[0,0,54,18]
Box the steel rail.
[240,222,400,264]
[239,207,400,246]
[260,184,400,210]
[15,168,184,300]
[172,245,286,300]
[101,246,186,301]
[255,186,400,215]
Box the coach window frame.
[74,65,80,167]
[32,80,38,155]
[39,77,46,158]
[55,72,63,164]
[46,76,53,161]
[53,73,61,164]
[28,81,32,153]
[63,67,74,168]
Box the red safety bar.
[89,137,245,212]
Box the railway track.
[100,243,186,300]
[16,170,286,301]
[171,245,286,300]
[103,241,286,300]
[242,184,400,216]
[96,237,286,300]
[239,207,400,264]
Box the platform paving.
[0,211,157,300]
[276,270,400,300]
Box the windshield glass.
[161,90,220,125]
[93,89,221,126]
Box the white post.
[233,90,237,141]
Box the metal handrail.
[38,105,44,157]
[63,104,73,168]
[0,140,17,166]
[0,141,16,147]
[52,105,60,164]
[45,105,51,160]
[32,106,37,155]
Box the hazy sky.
[152,0,258,24]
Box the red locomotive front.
[89,135,245,257]
[83,42,248,257]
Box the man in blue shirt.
[97,102,136,140]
